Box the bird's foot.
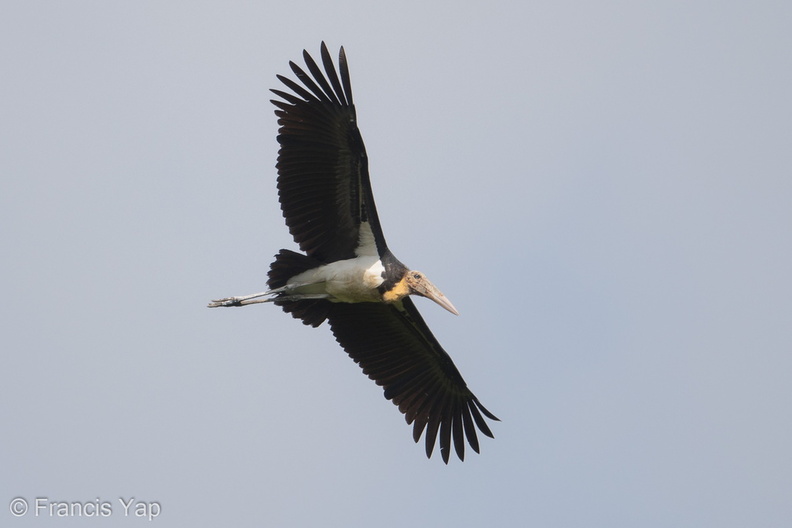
[207,291,271,308]
[207,297,242,308]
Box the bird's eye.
[413,273,422,279]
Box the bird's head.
[404,271,460,316]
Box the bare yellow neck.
[381,277,411,303]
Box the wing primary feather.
[302,48,340,105]
[270,88,304,106]
[452,405,465,461]
[473,397,500,422]
[461,405,481,454]
[468,401,495,439]
[338,46,354,106]
[290,59,330,103]
[275,74,316,102]
[320,42,348,106]
[412,414,429,443]
[424,419,440,459]
[437,396,454,464]
[440,421,452,464]
[425,389,450,460]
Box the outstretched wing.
[271,42,388,263]
[327,298,499,463]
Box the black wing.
[271,43,388,263]
[327,298,499,463]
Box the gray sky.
[2,1,791,526]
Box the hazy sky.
[2,2,791,526]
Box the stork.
[209,43,498,462]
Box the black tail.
[267,249,331,328]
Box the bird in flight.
[209,43,498,462]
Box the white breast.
[287,255,385,303]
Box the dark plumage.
[209,43,498,462]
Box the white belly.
[287,256,385,303]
